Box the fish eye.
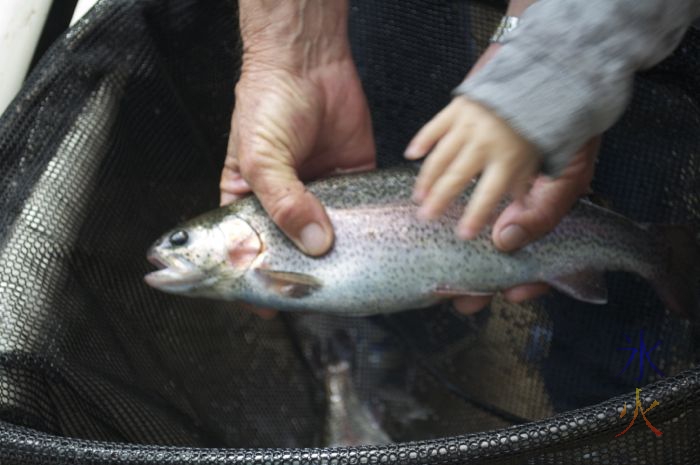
[169,230,189,246]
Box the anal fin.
[546,270,608,304]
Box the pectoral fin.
[546,271,608,304]
[254,269,322,298]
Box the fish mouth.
[144,250,207,291]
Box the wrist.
[239,0,350,72]
[506,0,536,16]
[491,0,536,45]
[467,42,502,78]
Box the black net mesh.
[1,0,699,463]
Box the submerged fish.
[145,166,699,317]
[323,360,392,447]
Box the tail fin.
[649,225,700,320]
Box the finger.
[502,283,550,303]
[413,129,466,206]
[240,156,333,256]
[491,180,575,252]
[457,163,517,240]
[220,167,251,193]
[220,166,252,205]
[328,160,377,176]
[417,144,483,221]
[404,104,457,160]
[452,295,492,315]
[491,142,598,252]
[298,158,376,182]
[221,191,240,206]
[253,308,279,320]
[239,301,278,320]
[466,43,501,78]
[511,175,533,203]
[221,120,252,204]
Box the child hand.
[405,97,540,239]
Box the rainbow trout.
[145,166,699,317]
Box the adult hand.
[221,60,376,256]
[221,0,376,257]
[452,136,601,314]
[222,0,375,318]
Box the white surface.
[0,0,100,116]
[71,0,99,26]
[0,0,53,115]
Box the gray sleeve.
[454,0,700,176]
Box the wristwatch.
[490,15,520,43]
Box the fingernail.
[457,225,478,240]
[416,206,435,221]
[499,224,529,251]
[220,192,237,206]
[224,177,250,191]
[404,146,422,159]
[255,308,278,320]
[220,181,249,197]
[299,223,329,255]
[412,188,426,204]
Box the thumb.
[492,138,599,252]
[240,157,334,256]
[492,177,584,252]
